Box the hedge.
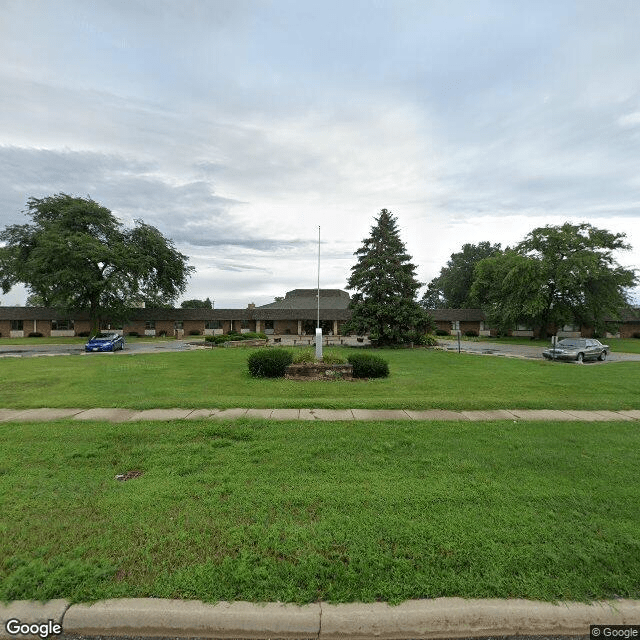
[347,352,389,378]
[247,349,294,378]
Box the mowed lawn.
[1,418,639,604]
[0,347,639,410]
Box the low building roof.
[257,289,350,310]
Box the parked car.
[542,338,608,363]
[85,332,125,352]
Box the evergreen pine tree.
[345,209,432,345]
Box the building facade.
[1,290,638,339]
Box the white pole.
[316,225,322,360]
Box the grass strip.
[1,418,639,603]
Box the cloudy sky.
[1,0,639,307]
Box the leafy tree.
[422,241,502,308]
[181,297,213,309]
[0,194,194,334]
[345,209,433,345]
[25,293,47,307]
[471,222,637,336]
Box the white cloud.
[1,0,639,307]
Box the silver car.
[542,338,609,363]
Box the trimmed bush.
[633,332,640,339]
[420,333,439,346]
[435,329,449,336]
[464,330,478,337]
[189,330,201,336]
[347,352,389,378]
[128,331,139,337]
[28,332,43,338]
[247,349,294,378]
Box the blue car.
[85,332,125,352]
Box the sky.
[1,0,639,308]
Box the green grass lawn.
[0,347,638,410]
[2,418,639,604]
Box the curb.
[2,597,640,639]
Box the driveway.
[439,340,640,363]
[0,340,191,358]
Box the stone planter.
[285,362,353,380]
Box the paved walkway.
[1,407,639,422]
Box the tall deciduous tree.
[0,194,194,334]
[180,297,213,309]
[345,209,432,344]
[422,241,502,308]
[471,222,637,336]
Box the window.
[562,323,580,332]
[145,320,155,330]
[205,320,223,330]
[10,320,23,331]
[174,321,183,329]
[51,319,74,330]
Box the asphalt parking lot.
[0,339,191,358]
[439,340,640,362]
[1,338,639,362]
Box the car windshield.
[557,339,584,348]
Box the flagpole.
[316,226,322,360]
[317,225,320,329]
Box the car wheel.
[599,351,607,361]
[577,352,584,363]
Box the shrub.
[633,332,640,339]
[292,348,315,364]
[158,330,167,337]
[28,332,43,337]
[247,349,294,378]
[347,352,389,378]
[321,351,347,365]
[77,331,90,337]
[464,330,478,337]
[206,332,268,345]
[189,330,201,336]
[435,329,449,336]
[420,333,439,346]
[128,331,139,337]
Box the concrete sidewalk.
[2,596,640,639]
[0,407,639,422]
